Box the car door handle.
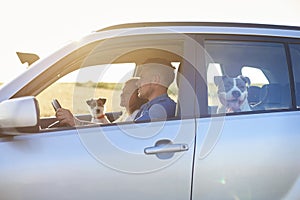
[144,143,189,155]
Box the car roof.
[97,22,300,32]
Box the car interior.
[16,39,185,131]
[3,36,299,134]
[205,40,293,114]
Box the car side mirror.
[16,52,40,67]
[0,96,40,134]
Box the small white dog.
[214,75,251,113]
[86,97,107,123]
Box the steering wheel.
[47,99,62,128]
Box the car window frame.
[11,33,199,132]
[288,43,300,108]
[195,34,299,118]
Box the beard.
[138,84,152,100]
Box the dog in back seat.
[214,75,251,113]
[86,97,107,123]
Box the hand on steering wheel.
[47,99,62,128]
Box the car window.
[37,61,180,118]
[204,40,292,114]
[241,66,269,85]
[36,63,135,117]
[33,34,189,128]
[289,43,300,108]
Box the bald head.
[139,58,175,88]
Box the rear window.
[205,40,291,114]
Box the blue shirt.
[134,94,176,122]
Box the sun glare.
[58,63,136,83]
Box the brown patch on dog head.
[97,98,106,106]
[86,98,106,108]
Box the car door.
[192,35,300,199]
[0,32,198,199]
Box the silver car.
[1,22,300,199]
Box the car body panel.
[0,119,195,199]
[193,111,300,199]
[0,22,300,199]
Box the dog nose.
[232,91,241,98]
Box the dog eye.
[224,82,233,92]
[239,85,246,91]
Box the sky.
[0,0,300,83]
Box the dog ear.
[238,75,251,86]
[99,98,107,105]
[86,99,92,106]
[214,75,227,86]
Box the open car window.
[32,34,186,129]
[36,63,136,118]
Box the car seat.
[247,86,261,109]
[254,83,291,110]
